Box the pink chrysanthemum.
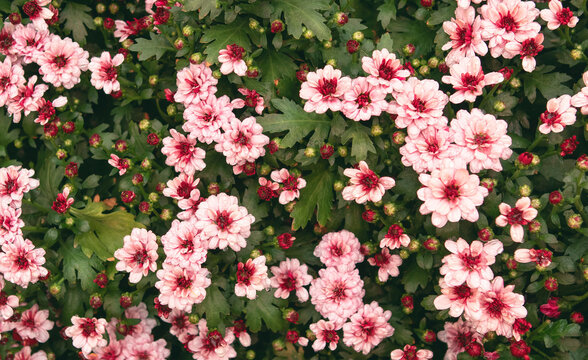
[442,7,488,65]
[161,219,208,267]
[11,23,49,64]
[177,193,204,221]
[514,248,552,268]
[495,197,537,243]
[440,238,504,288]
[51,186,74,214]
[571,72,588,115]
[15,304,53,343]
[0,277,19,319]
[6,75,48,123]
[114,228,159,283]
[342,161,395,204]
[538,94,576,134]
[235,255,270,300]
[37,35,89,89]
[367,248,403,282]
[0,166,39,207]
[309,320,342,352]
[214,116,269,166]
[121,334,171,360]
[361,48,410,93]
[342,301,394,355]
[400,125,460,174]
[0,236,47,288]
[113,20,139,42]
[161,309,198,343]
[182,95,235,144]
[218,44,247,77]
[390,345,434,360]
[314,230,364,270]
[380,224,411,250]
[299,65,352,114]
[33,96,67,125]
[270,169,306,205]
[22,0,53,31]
[0,57,25,107]
[155,261,211,312]
[163,173,199,200]
[64,316,108,355]
[437,319,483,360]
[476,276,527,337]
[0,205,24,245]
[442,56,504,103]
[504,33,544,72]
[88,51,124,94]
[108,154,131,176]
[341,77,388,121]
[540,0,578,30]
[161,129,206,175]
[187,319,237,360]
[434,278,481,320]
[231,88,265,115]
[174,63,217,107]
[309,267,365,323]
[270,258,313,302]
[13,346,47,360]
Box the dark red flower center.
[4,177,18,194]
[498,14,518,32]
[444,183,460,201]
[15,254,29,269]
[474,133,489,146]
[378,60,398,80]
[373,251,390,266]
[178,142,192,157]
[317,78,338,96]
[133,250,149,265]
[330,282,346,300]
[53,55,67,68]
[80,319,97,337]
[520,38,542,58]
[283,175,299,191]
[216,211,232,229]
[540,111,560,125]
[176,275,191,289]
[486,298,506,317]
[387,224,404,239]
[460,73,482,90]
[176,181,193,199]
[236,262,254,285]
[506,207,528,225]
[323,329,339,343]
[411,98,426,112]
[356,93,370,108]
[280,271,297,292]
[227,44,244,60]
[204,330,225,350]
[456,25,473,45]
[23,1,41,17]
[235,131,249,146]
[454,284,472,299]
[0,292,7,306]
[460,252,481,269]
[359,320,375,336]
[104,66,118,81]
[556,8,574,25]
[359,172,379,190]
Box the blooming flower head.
[442,56,504,103]
[438,319,483,360]
[161,219,208,267]
[187,319,236,360]
[442,6,488,65]
[270,169,306,205]
[571,71,588,115]
[538,95,576,134]
[390,345,434,360]
[476,276,527,337]
[434,278,482,320]
[163,173,199,200]
[235,255,270,300]
[514,248,552,268]
[155,261,211,312]
[161,129,206,175]
[215,116,269,166]
[257,177,279,201]
[309,267,365,323]
[88,51,124,94]
[0,57,25,107]
[218,43,247,76]
[367,248,403,282]
[314,230,364,270]
[64,316,108,356]
[15,304,53,343]
[341,77,388,121]
[6,75,48,123]
[0,204,24,244]
[0,236,47,288]
[121,334,171,360]
[400,125,460,174]
[342,161,395,204]
[540,0,578,30]
[174,62,217,107]
[37,35,89,89]
[33,95,67,125]
[299,65,352,114]
[114,228,159,283]
[0,166,39,207]
[379,224,411,250]
[161,309,198,343]
[13,346,47,360]
[361,48,410,93]
[182,94,235,144]
[504,33,544,72]
[270,258,313,302]
[108,154,131,176]
[495,197,537,242]
[342,301,394,355]
[22,0,54,31]
[309,320,342,351]
[231,88,264,115]
[539,297,560,318]
[11,24,48,63]
[51,186,74,214]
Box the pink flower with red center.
[270,168,307,205]
[437,319,483,360]
[65,316,108,355]
[6,75,48,123]
[113,20,140,42]
[187,319,236,360]
[155,261,211,312]
[434,278,481,320]
[0,205,24,244]
[476,276,527,337]
[114,228,159,283]
[33,96,67,125]
[442,7,488,66]
[342,301,394,355]
[270,258,313,302]
[88,51,124,94]
[540,297,560,318]
[309,320,342,351]
[177,194,204,221]
[314,230,364,270]
[299,65,352,114]
[400,125,460,174]
[417,165,488,228]
[0,235,47,288]
[121,335,171,360]
[161,309,198,343]
[257,177,279,201]
[231,88,265,115]
[440,238,504,288]
[163,173,199,200]
[12,346,47,360]
[571,72,588,115]
[361,48,410,93]
[480,0,541,58]
[161,219,208,267]
[309,267,365,323]
[495,197,537,242]
[15,304,53,343]
[341,77,388,121]
[218,43,247,76]
[505,33,544,72]
[182,94,235,144]
[22,0,53,31]
[538,94,576,134]
[0,166,39,207]
[390,345,434,360]
[50,186,74,214]
[108,154,131,175]
[215,116,269,167]
[11,23,49,64]
[161,129,206,175]
[342,161,395,204]
[442,56,504,103]
[514,248,552,267]
[231,319,251,347]
[194,193,255,252]
[37,35,89,89]
[379,224,411,250]
[391,78,449,137]
[174,63,218,107]
[367,248,403,282]
[450,108,513,173]
[235,255,270,300]
[540,0,578,30]
[0,57,25,107]
[0,281,19,319]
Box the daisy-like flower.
[121,335,171,360]
[314,230,364,270]
[187,319,236,360]
[163,173,199,200]
[540,0,578,30]
[88,51,124,94]
[442,6,488,66]
[12,346,47,360]
[114,228,159,283]
[450,108,513,173]
[6,75,48,123]
[174,63,217,107]
[0,205,24,245]
[215,116,269,166]
[434,278,481,319]
[442,57,504,103]
[367,248,403,282]
[309,320,342,352]
[177,193,204,221]
[538,95,576,134]
[341,77,388,121]
[309,267,365,323]
[342,161,395,204]
[33,96,67,125]
[299,65,352,114]
[257,177,279,201]
[218,43,247,76]
[0,57,25,107]
[571,72,588,115]
[400,125,460,174]
[417,164,488,228]
[182,95,235,144]
[37,35,89,89]
[437,319,483,360]
[15,304,53,343]
[440,238,504,288]
[108,154,131,176]
[161,309,198,343]
[342,301,394,355]
[235,255,270,300]
[390,345,434,360]
[161,129,206,175]
[155,261,211,312]
[113,19,140,42]
[11,23,49,64]
[65,316,108,355]
[0,166,39,207]
[0,280,19,319]
[194,193,255,252]
[361,48,410,93]
[270,169,306,205]
[504,33,544,72]
[379,224,411,250]
[0,236,47,288]
[231,319,251,347]
[161,219,208,267]
[513,248,552,268]
[476,276,527,337]
[495,197,537,243]
[22,0,53,31]
[231,88,265,115]
[51,186,74,214]
[270,258,313,302]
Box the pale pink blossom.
[177,192,204,221]
[33,96,67,125]
[442,7,488,65]
[187,319,236,360]
[379,224,411,250]
[218,44,247,76]
[161,129,206,175]
[11,24,49,64]
[514,248,552,267]
[540,0,578,30]
[231,319,251,347]
[456,0,482,9]
[438,319,483,360]
[440,238,504,288]
[88,52,124,94]
[93,340,124,360]
[0,166,39,207]
[13,346,47,360]
[37,35,89,89]
[309,320,342,351]
[434,278,481,319]
[270,258,313,302]
[309,267,365,323]
[314,230,364,270]
[114,228,159,283]
[51,186,74,214]
[6,75,48,123]
[65,316,108,355]
[235,255,270,300]
[299,65,352,114]
[194,193,255,252]
[122,334,171,360]
[341,77,388,121]
[231,88,264,115]
[161,309,198,343]
[113,20,139,42]
[15,304,53,343]
[124,303,157,336]
[215,116,269,166]
[174,63,217,107]
[367,248,403,282]
[504,33,544,72]
[400,125,460,173]
[108,154,131,176]
[161,219,208,267]
[390,345,434,360]
[342,301,394,355]
[476,276,527,337]
[495,197,537,243]
[182,95,235,144]
[538,95,576,134]
[155,261,211,312]
[571,72,588,115]
[342,161,395,204]
[0,236,47,288]
[22,0,54,31]
[442,57,504,103]
[0,57,25,107]
[361,48,410,93]
[0,283,19,319]
[0,205,24,245]
[163,173,199,200]
[270,169,306,204]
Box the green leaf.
[241,179,269,223]
[0,110,19,156]
[129,33,173,61]
[377,33,394,51]
[522,69,573,103]
[200,19,251,63]
[427,5,455,26]
[257,50,298,83]
[60,3,95,44]
[291,167,334,230]
[402,262,429,293]
[416,252,433,270]
[341,122,377,161]
[82,175,101,189]
[183,0,222,20]
[271,0,331,41]
[62,241,103,290]
[377,0,397,28]
[194,286,230,329]
[245,290,285,332]
[386,17,435,57]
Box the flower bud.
[418,65,430,76]
[139,201,151,214]
[208,182,220,195]
[335,12,349,25]
[571,49,583,60]
[320,143,335,159]
[285,201,296,213]
[549,190,562,205]
[423,237,440,251]
[544,277,558,291]
[352,31,364,42]
[510,77,521,89]
[90,293,103,309]
[371,125,383,137]
[182,25,194,37]
[94,17,103,27]
[506,258,518,270]
[272,339,285,351]
[326,58,337,67]
[408,240,420,252]
[160,208,173,221]
[399,249,410,259]
[392,131,406,145]
[518,184,531,197]
[302,28,314,39]
[571,312,584,324]
[346,39,360,54]
[577,154,588,171]
[403,43,416,57]
[411,58,421,68]
[212,70,222,79]
[283,309,299,324]
[531,198,541,209]
[49,283,61,296]
[337,146,348,157]
[421,0,433,7]
[56,149,67,160]
[246,350,255,360]
[120,293,133,308]
[333,180,345,192]
[271,20,284,33]
[189,314,200,324]
[93,273,108,288]
[567,213,583,229]
[249,19,259,30]
[304,147,316,158]
[9,12,22,24]
[89,133,102,147]
[362,209,377,223]
[190,52,203,64]
[493,100,506,112]
[423,330,436,343]
[141,158,152,170]
[166,104,177,116]
[383,203,397,216]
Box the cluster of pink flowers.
[0,302,53,356]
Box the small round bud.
[577,154,588,171]
[403,43,416,57]
[9,12,22,25]
[423,237,440,251]
[139,201,151,214]
[208,182,220,195]
[89,293,103,309]
[571,312,584,324]
[249,19,259,30]
[408,240,420,252]
[182,25,194,37]
[94,17,103,27]
[120,293,133,308]
[326,58,337,67]
[346,39,360,54]
[122,39,133,49]
[272,339,285,352]
[411,58,421,68]
[571,49,583,60]
[320,144,335,159]
[304,147,316,158]
[141,158,152,170]
[270,20,284,33]
[337,146,348,157]
[427,57,439,68]
[567,213,583,229]
[56,149,67,160]
[519,184,532,197]
[166,104,177,116]
[160,208,173,221]
[371,125,383,137]
[190,52,203,64]
[148,75,159,86]
[531,198,541,209]
[399,249,410,259]
[383,203,396,216]
[352,31,364,42]
[510,77,521,89]
[302,28,314,39]
[438,62,449,73]
[64,139,73,147]
[392,131,406,145]
[494,100,506,112]
[333,180,345,192]
[423,330,436,343]
[174,38,184,50]
[544,277,558,291]
[418,65,430,76]
[245,350,256,360]
[335,12,349,25]
[264,226,275,236]
[285,201,296,213]
[212,70,222,79]
[108,3,119,14]
[549,190,562,205]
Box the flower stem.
[22,199,49,213]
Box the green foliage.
[377,0,397,28]
[200,19,251,63]
[60,3,95,44]
[62,241,103,290]
[194,285,231,329]
[183,0,222,19]
[341,122,377,161]
[290,166,334,229]
[130,33,174,61]
[245,290,285,332]
[271,0,331,41]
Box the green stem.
[155,98,171,123]
[527,134,547,152]
[530,345,551,360]
[22,199,49,213]
[22,225,47,233]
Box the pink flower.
[270,169,306,205]
[6,75,48,123]
[114,228,159,283]
[108,154,131,175]
[231,319,251,347]
[51,186,74,214]
[161,219,208,267]
[113,20,139,42]
[33,96,67,125]
[11,23,49,64]
[299,65,352,114]
[341,77,388,121]
[64,316,108,355]
[121,334,171,360]
[194,193,255,252]
[309,320,342,351]
[438,319,483,360]
[476,276,527,337]
[88,51,124,94]
[0,205,24,245]
[314,230,364,270]
[214,116,269,166]
[417,165,488,228]
[367,248,403,282]
[456,0,482,9]
[182,95,235,144]
[0,57,25,107]
[571,72,588,115]
[540,0,578,30]
[342,161,395,204]
[504,33,544,72]
[270,258,313,302]
[309,267,365,323]
[177,193,204,221]
[390,345,434,360]
[0,282,19,319]
[161,129,206,175]
[22,0,53,31]
[174,63,217,107]
[361,48,410,93]
[0,236,47,288]
[342,301,394,355]
[218,44,247,76]
[391,78,449,137]
[442,7,488,65]
[434,278,481,319]
[400,125,460,173]
[495,197,537,242]
[0,166,39,207]
[442,57,504,103]
[187,319,236,360]
[538,95,576,134]
[235,255,270,299]
[231,88,265,115]
[440,238,504,288]
[379,224,411,250]
[37,35,89,89]
[155,261,211,312]
[161,309,198,343]
[513,248,552,267]
[13,346,47,360]
[15,304,53,343]
[450,108,513,173]
[539,297,560,318]
[163,173,199,200]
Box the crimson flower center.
[0,292,7,305]
[556,8,574,24]
[104,66,118,81]
[235,131,249,146]
[4,178,18,193]
[360,320,375,336]
[457,25,473,45]
[80,319,97,337]
[15,254,29,269]
[498,14,518,32]
[53,55,68,68]
[317,78,338,96]
[378,60,397,80]
[427,140,439,154]
[177,142,192,157]
[227,44,244,60]
[456,331,473,349]
[280,271,297,292]
[486,298,506,317]
[23,1,41,17]
[541,111,559,125]
[283,175,299,191]
[204,330,224,350]
[133,250,149,265]
[0,76,9,88]
[520,39,541,57]
[216,211,232,229]
[411,98,426,112]
[176,275,191,289]
[454,284,472,299]
[373,252,390,266]
[330,282,346,300]
[176,181,193,199]
[356,93,370,107]
[323,329,338,343]
[506,207,528,225]
[461,73,481,90]
[444,183,460,201]
[359,172,379,190]
[387,225,403,238]
[460,253,481,269]
[474,133,489,145]
[236,262,254,285]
